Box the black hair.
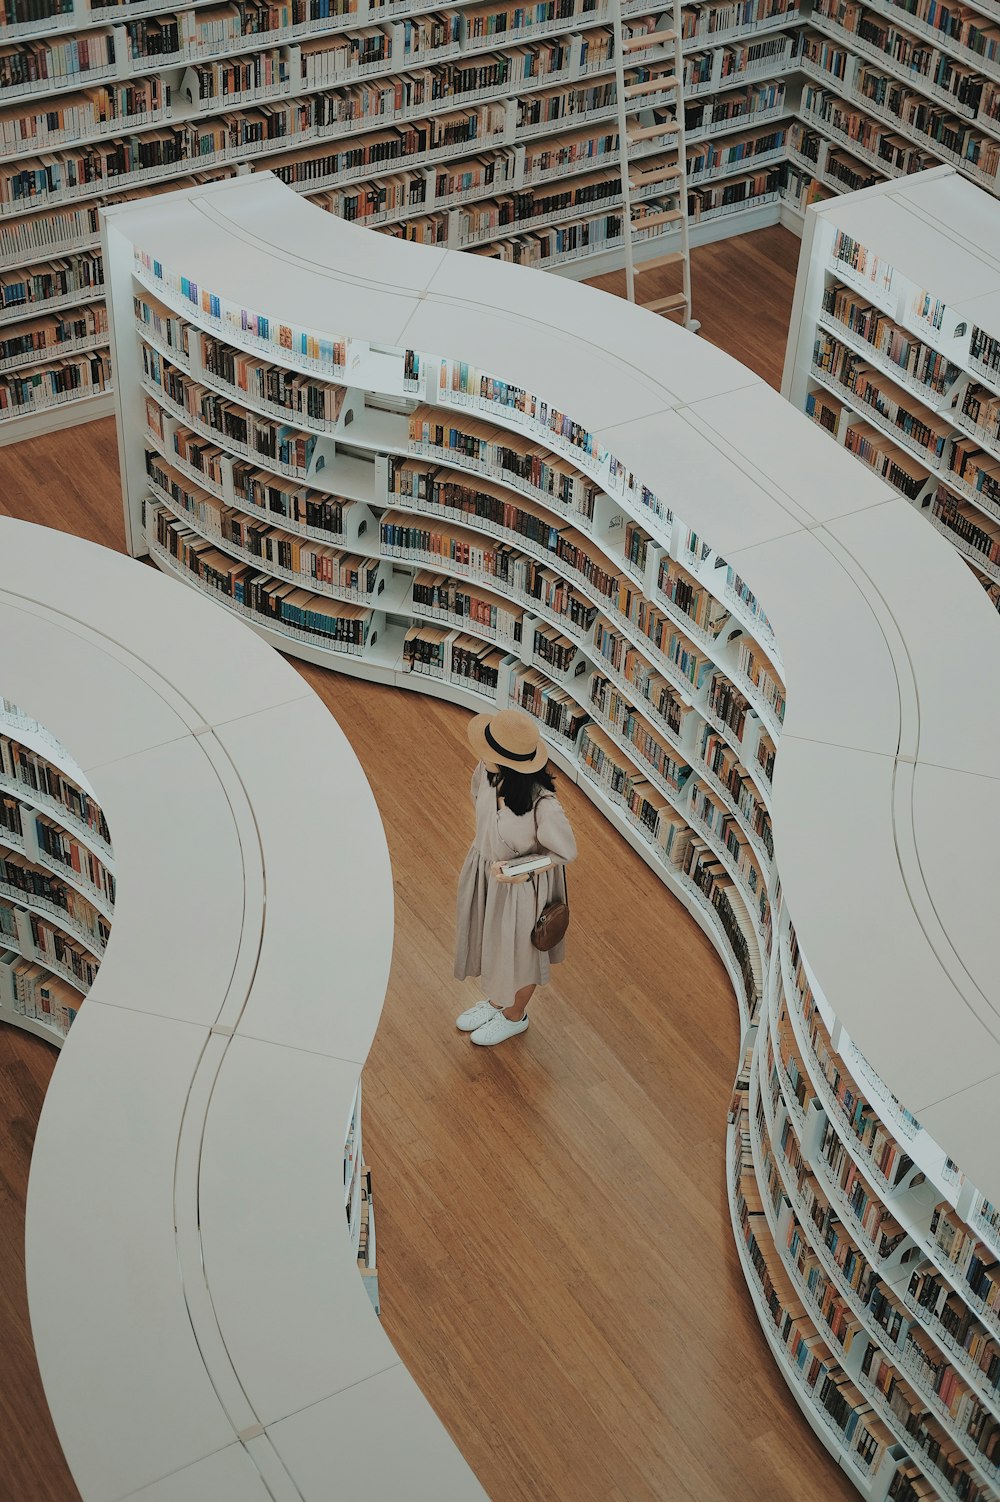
[487,762,556,818]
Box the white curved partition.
[4,518,488,1501]
[95,173,1000,1501]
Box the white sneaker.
[456,999,499,1032]
[470,1011,529,1047]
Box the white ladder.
[611,0,698,331]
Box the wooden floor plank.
[0,225,859,1502]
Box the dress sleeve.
[534,795,577,864]
[471,761,485,802]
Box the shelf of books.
[0,694,112,1044]
[782,166,1000,617]
[0,0,814,443]
[777,0,1000,222]
[102,172,1000,1501]
[4,515,484,1500]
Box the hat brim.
[467,712,549,773]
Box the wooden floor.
[0,225,857,1502]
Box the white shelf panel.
[772,733,1000,1112]
[120,1443,276,1502]
[199,1034,399,1426]
[26,1000,235,1500]
[0,516,311,738]
[722,525,899,755]
[86,736,244,1028]
[210,695,393,1064]
[267,1364,489,1502]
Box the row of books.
[401,623,506,691]
[407,406,600,521]
[931,490,1000,570]
[381,511,598,632]
[0,169,237,266]
[0,77,168,154]
[148,498,376,648]
[0,950,81,1033]
[772,934,1000,1462]
[0,298,105,363]
[0,248,103,315]
[960,382,1000,444]
[809,59,1000,187]
[0,30,116,96]
[435,362,662,513]
[805,386,930,500]
[683,76,786,133]
[821,280,962,398]
[861,1340,997,1500]
[870,0,1000,67]
[0,51,678,214]
[679,0,801,41]
[685,28,800,91]
[0,728,110,846]
[144,365,319,475]
[809,1,1000,132]
[0,344,108,412]
[813,330,953,458]
[0,847,109,949]
[686,122,788,177]
[148,456,381,593]
[136,251,349,371]
[698,724,774,857]
[732,1106,907,1482]
[907,1262,1000,1400]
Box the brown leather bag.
[530,798,570,952]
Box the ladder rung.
[623,73,679,98]
[634,251,686,272]
[641,293,689,314]
[621,27,678,49]
[628,120,680,140]
[632,208,683,231]
[630,164,682,188]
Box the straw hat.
[467,708,549,773]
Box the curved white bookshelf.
[101,172,1000,1502]
[4,515,483,1501]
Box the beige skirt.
[454,848,567,1008]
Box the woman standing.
[454,707,577,1046]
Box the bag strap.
[532,796,569,908]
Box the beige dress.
[454,761,578,1007]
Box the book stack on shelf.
[782,0,1000,222]
[0,0,813,443]
[782,166,1000,615]
[101,174,1000,1502]
[738,909,1000,1502]
[345,1081,380,1316]
[0,695,112,1045]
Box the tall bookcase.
[5,514,445,1501]
[784,0,1000,225]
[104,172,1000,1502]
[782,166,1000,617]
[0,0,810,444]
[0,695,113,1043]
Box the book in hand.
[499,854,552,878]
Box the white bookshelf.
[0,0,810,442]
[100,172,1000,1501]
[780,0,1000,220]
[782,166,1000,618]
[0,697,114,1041]
[4,514,480,1501]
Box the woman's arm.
[534,796,577,867]
[492,796,577,883]
[470,760,485,802]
